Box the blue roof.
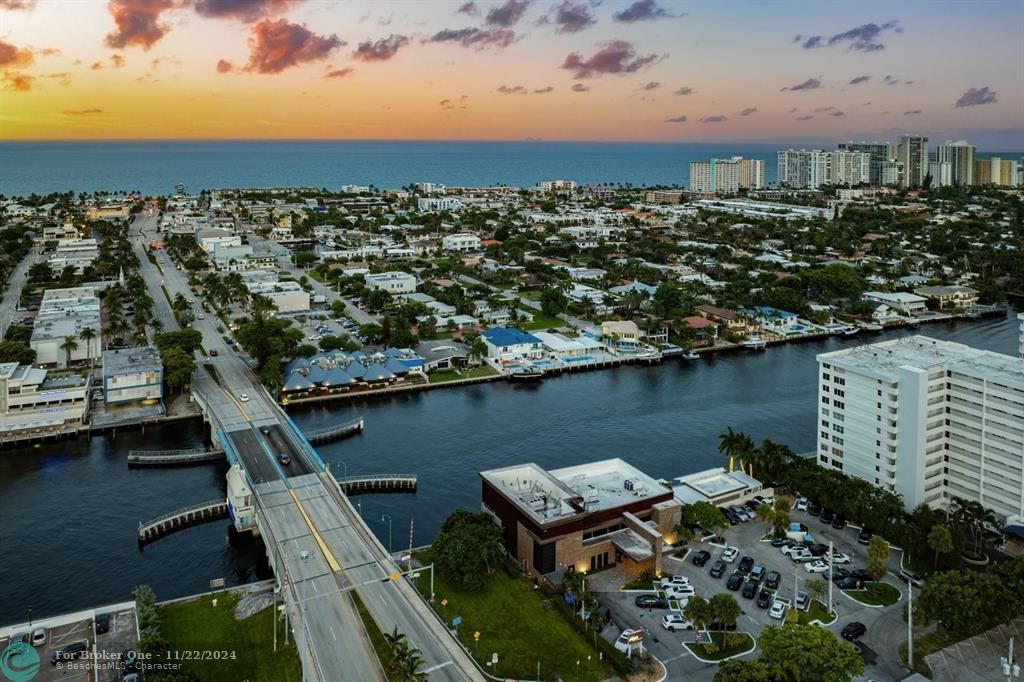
[750,306,797,319]
[483,326,541,347]
[283,373,315,392]
[321,367,354,386]
[306,365,328,385]
[346,362,367,379]
[362,363,396,382]
[383,358,410,375]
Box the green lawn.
[685,632,755,661]
[797,599,836,625]
[158,591,302,682]
[519,308,564,331]
[843,582,901,606]
[621,576,657,591]
[412,560,616,682]
[428,366,498,383]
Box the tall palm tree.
[79,327,97,368]
[717,428,754,473]
[60,335,79,368]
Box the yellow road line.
[289,489,342,572]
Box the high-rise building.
[975,158,1018,187]
[689,159,740,194]
[896,135,929,188]
[928,160,953,187]
[880,159,904,187]
[831,151,872,186]
[816,336,1024,522]
[936,140,976,186]
[735,158,765,190]
[838,141,891,185]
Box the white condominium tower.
[777,149,869,188]
[816,336,1024,524]
[896,135,929,188]
[689,157,764,194]
[936,140,977,186]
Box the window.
[834,425,844,434]
[823,373,831,381]
[832,435,844,445]
[834,401,844,409]
[834,389,844,398]
[821,397,830,405]
[834,377,845,386]
[821,419,830,427]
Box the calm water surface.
[0,314,1018,623]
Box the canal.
[0,314,1018,623]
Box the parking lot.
[0,606,138,682]
[590,499,912,681]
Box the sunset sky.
[1,0,1022,147]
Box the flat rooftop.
[482,458,669,526]
[673,467,762,505]
[102,346,162,376]
[818,335,1024,389]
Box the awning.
[1002,525,1024,541]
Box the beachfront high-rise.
[816,336,1024,523]
[936,140,977,186]
[975,158,1019,187]
[777,149,869,188]
[896,135,929,188]
[838,142,892,185]
[689,157,764,194]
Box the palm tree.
[927,524,954,570]
[708,593,741,629]
[60,335,79,368]
[717,427,754,473]
[683,595,713,631]
[466,335,487,366]
[79,327,97,368]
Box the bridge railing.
[138,498,225,530]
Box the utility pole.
[907,584,913,668]
[1001,636,1020,682]
[827,540,834,615]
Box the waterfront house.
[680,316,718,346]
[601,320,642,352]
[914,285,979,310]
[695,304,750,336]
[863,291,928,316]
[482,327,544,361]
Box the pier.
[338,473,418,495]
[305,418,364,445]
[138,499,228,543]
[127,447,225,467]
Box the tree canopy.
[757,623,863,682]
[431,510,505,592]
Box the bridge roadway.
[132,216,482,682]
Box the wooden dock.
[338,474,417,495]
[127,447,224,467]
[305,418,364,445]
[138,499,228,543]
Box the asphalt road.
[0,244,38,338]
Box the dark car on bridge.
[277,452,292,466]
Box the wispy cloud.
[848,75,870,85]
[61,108,106,115]
[571,83,589,92]
[216,58,234,73]
[613,0,678,23]
[324,67,354,78]
[955,86,997,108]
[781,77,822,92]
[904,109,922,115]
[352,34,409,62]
[545,0,596,33]
[561,40,662,79]
[533,85,554,93]
[795,20,901,52]
[497,84,527,94]
[486,0,529,27]
[700,114,727,123]
[796,115,814,121]
[642,81,660,91]
[194,0,300,23]
[663,114,687,123]
[673,86,694,96]
[829,110,845,117]
[426,27,517,49]
[457,1,478,16]
[738,107,758,116]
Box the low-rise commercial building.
[441,233,482,252]
[30,287,102,368]
[248,280,310,312]
[364,271,417,294]
[101,347,163,406]
[481,458,679,580]
[0,362,90,438]
[672,467,768,507]
[49,238,98,275]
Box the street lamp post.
[382,513,393,553]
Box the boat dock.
[305,418,364,445]
[138,499,228,543]
[127,447,224,467]
[337,474,417,495]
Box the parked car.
[94,613,110,634]
[781,544,805,557]
[51,641,88,665]
[841,622,867,640]
[724,511,741,526]
[796,591,809,610]
[807,501,822,516]
[659,575,690,589]
[665,584,696,600]
[635,594,669,609]
[804,560,829,573]
[721,546,739,563]
[832,516,847,530]
[851,568,873,582]
[209,348,218,356]
[749,564,766,583]
[857,528,873,545]
[756,589,772,608]
[809,543,828,557]
[692,550,711,567]
[661,614,694,631]
[899,570,924,588]
[726,573,743,591]
[831,552,852,565]
[826,568,851,582]
[835,576,866,590]
[738,556,755,573]
[614,628,644,654]
[820,509,835,524]
[741,579,758,599]
[30,629,46,647]
[710,560,726,578]
[769,601,787,619]
[765,571,781,590]
[769,537,789,548]
[789,548,814,562]
[707,619,738,631]
[795,497,808,511]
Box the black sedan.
[741,580,758,599]
[707,620,738,631]
[857,529,873,545]
[835,576,866,590]
[841,622,867,640]
[809,543,828,557]
[756,589,772,608]
[769,537,789,547]
[807,501,822,516]
[820,509,835,524]
[765,571,781,589]
[94,613,110,634]
[726,573,744,591]
[710,560,727,578]
[738,556,755,573]
[850,568,872,582]
[635,594,669,609]
[692,550,711,566]
[832,516,847,530]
